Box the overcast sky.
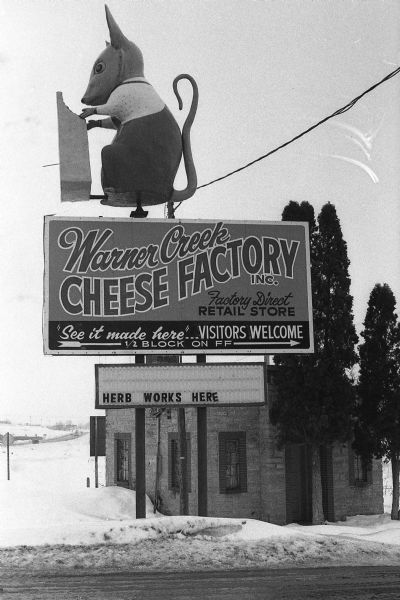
[1,0,399,423]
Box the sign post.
[178,407,188,515]
[167,199,188,517]
[196,355,208,516]
[94,417,99,489]
[6,432,10,481]
[89,415,105,488]
[135,355,146,519]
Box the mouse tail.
[170,74,198,205]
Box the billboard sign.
[43,217,313,355]
[95,363,265,408]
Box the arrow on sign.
[235,340,300,347]
[58,341,121,348]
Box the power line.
[44,65,400,210]
[175,65,400,212]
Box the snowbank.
[1,427,400,572]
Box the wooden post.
[128,213,147,518]
[94,417,99,488]
[135,354,146,519]
[136,407,146,518]
[167,196,189,515]
[6,432,10,481]
[178,407,188,515]
[197,407,207,516]
[196,355,207,516]
[154,415,162,513]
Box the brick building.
[103,364,383,524]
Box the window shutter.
[186,434,192,492]
[219,433,227,493]
[168,433,174,490]
[114,433,131,488]
[238,432,247,492]
[348,444,355,486]
[366,459,373,484]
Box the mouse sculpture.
[80,5,198,216]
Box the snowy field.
[1,426,400,573]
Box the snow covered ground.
[1,426,400,572]
[0,423,74,441]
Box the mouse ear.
[105,5,129,49]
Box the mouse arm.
[87,118,118,130]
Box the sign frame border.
[94,361,268,409]
[43,215,314,356]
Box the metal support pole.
[196,355,207,516]
[136,407,146,518]
[130,207,147,519]
[94,456,99,488]
[197,407,207,515]
[135,354,146,518]
[154,415,162,513]
[167,195,189,515]
[6,432,10,481]
[178,407,188,515]
[94,417,99,488]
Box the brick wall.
[104,379,383,524]
[105,396,286,522]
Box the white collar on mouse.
[115,77,151,90]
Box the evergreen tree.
[270,202,358,523]
[354,283,400,519]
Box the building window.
[168,433,191,492]
[349,446,372,486]
[219,432,247,493]
[354,454,370,484]
[114,433,131,488]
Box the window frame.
[114,432,132,488]
[348,446,372,487]
[219,431,247,494]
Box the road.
[2,566,400,599]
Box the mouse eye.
[94,61,105,74]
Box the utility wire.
[44,65,400,209]
[175,65,400,212]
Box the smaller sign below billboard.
[95,363,265,408]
